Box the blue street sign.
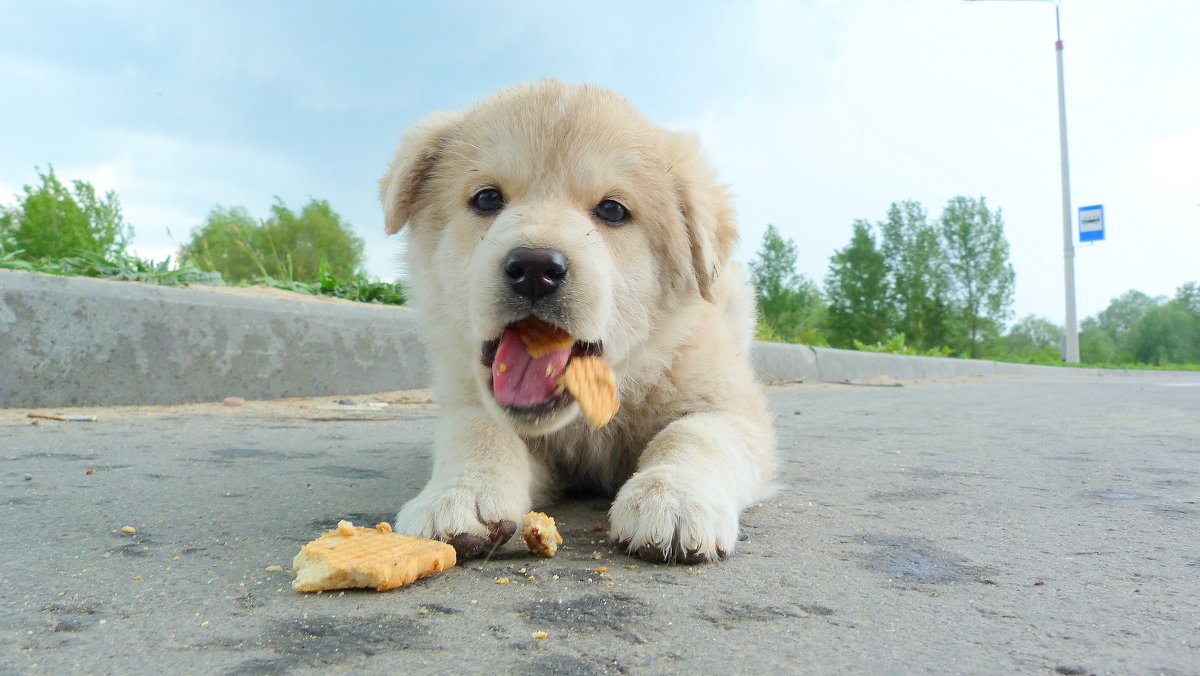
[1079,204,1104,242]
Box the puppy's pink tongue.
[492,327,572,408]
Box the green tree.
[1132,303,1198,365]
[1095,289,1160,358]
[0,167,130,260]
[1173,281,1200,315]
[749,225,826,344]
[1079,321,1119,364]
[938,196,1016,357]
[1123,282,1200,365]
[179,205,265,282]
[878,200,950,351]
[824,220,890,348]
[998,314,1061,362]
[180,198,364,283]
[261,199,364,282]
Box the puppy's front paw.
[609,468,739,564]
[395,477,527,559]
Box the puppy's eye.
[472,188,504,213]
[594,199,629,225]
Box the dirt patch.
[0,389,435,425]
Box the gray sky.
[2,0,1197,324]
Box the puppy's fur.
[381,80,775,563]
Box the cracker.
[522,512,563,558]
[515,317,575,358]
[292,520,456,592]
[562,356,619,428]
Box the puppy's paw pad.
[609,470,738,565]
[395,481,526,558]
[447,519,517,559]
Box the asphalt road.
[2,374,1198,675]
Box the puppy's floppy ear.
[379,111,462,234]
[668,132,738,303]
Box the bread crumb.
[265,565,284,572]
[121,526,137,534]
[532,631,548,640]
[496,577,511,584]
[336,520,356,536]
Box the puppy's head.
[381,80,736,435]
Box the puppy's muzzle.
[504,247,569,302]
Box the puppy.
[380,80,775,564]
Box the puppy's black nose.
[504,247,569,302]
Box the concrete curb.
[0,269,1151,408]
[1,270,429,407]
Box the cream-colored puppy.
[381,80,775,564]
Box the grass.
[0,249,407,306]
[0,249,219,286]
[253,261,406,306]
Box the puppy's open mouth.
[481,318,602,415]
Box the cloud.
[1135,127,1200,228]
[1167,80,1200,113]
[0,179,18,204]
[57,130,308,257]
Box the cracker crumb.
[265,565,284,573]
[522,512,563,557]
[532,631,548,640]
[496,577,511,585]
[121,526,137,534]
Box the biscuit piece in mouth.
[522,511,563,557]
[292,520,456,592]
[561,356,619,428]
[514,316,574,358]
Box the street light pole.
[1051,4,1080,363]
[968,0,1079,362]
